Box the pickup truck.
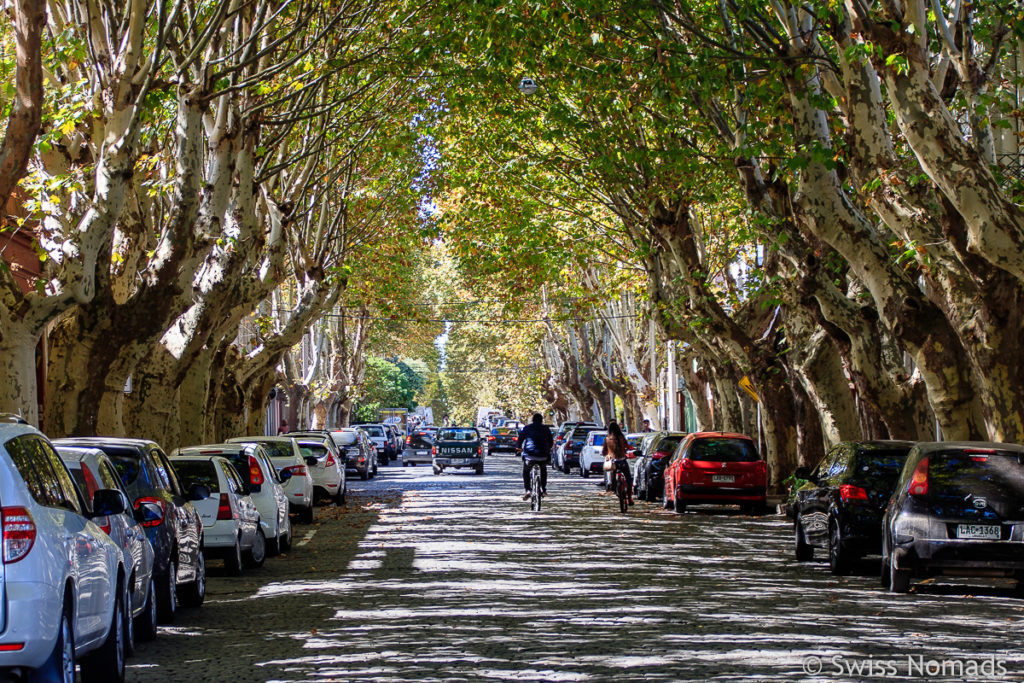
[432,427,484,475]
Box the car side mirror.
[279,469,293,482]
[92,489,127,517]
[133,500,164,525]
[793,467,813,481]
[188,483,211,501]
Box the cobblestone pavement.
[127,452,1024,682]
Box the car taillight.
[488,436,496,441]
[432,446,437,455]
[478,444,482,455]
[249,455,264,485]
[326,453,337,468]
[839,484,869,501]
[135,497,165,527]
[2,507,35,563]
[406,436,412,444]
[284,465,307,477]
[217,493,233,520]
[908,457,929,497]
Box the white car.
[226,436,314,524]
[172,443,292,555]
[0,417,129,682]
[290,434,347,505]
[170,456,263,575]
[349,424,390,465]
[57,446,158,651]
[579,431,609,477]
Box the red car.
[663,432,767,514]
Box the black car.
[404,428,434,466]
[487,427,520,453]
[558,425,600,474]
[792,440,915,574]
[635,431,687,502]
[882,441,1024,593]
[53,437,208,621]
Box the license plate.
[956,524,1001,540]
[417,450,428,456]
[712,475,735,483]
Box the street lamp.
[518,77,538,95]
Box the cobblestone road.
[127,451,1024,682]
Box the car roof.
[912,441,1024,454]
[54,445,108,460]
[175,443,252,455]
[54,436,160,450]
[226,435,293,443]
[689,431,750,440]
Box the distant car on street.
[662,432,767,515]
[487,427,520,453]
[579,431,608,477]
[225,436,315,524]
[432,427,485,475]
[404,428,435,466]
[634,432,686,502]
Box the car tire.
[245,529,267,568]
[225,538,244,576]
[335,486,346,506]
[889,560,911,593]
[80,578,126,683]
[673,492,686,514]
[475,465,484,475]
[794,518,814,562]
[179,551,206,608]
[280,523,292,552]
[156,560,177,623]
[299,505,314,524]
[432,465,441,475]
[828,517,852,575]
[581,465,590,478]
[562,461,570,475]
[124,579,136,656]
[662,490,673,510]
[360,469,369,480]
[135,578,158,643]
[30,598,75,683]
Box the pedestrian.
[642,418,652,432]
[277,419,289,435]
[601,421,633,504]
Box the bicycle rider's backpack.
[522,434,548,462]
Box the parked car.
[663,432,767,514]
[289,434,347,505]
[327,428,377,480]
[432,427,485,475]
[173,443,292,555]
[169,455,263,575]
[554,421,597,455]
[384,423,403,456]
[57,446,158,650]
[792,440,915,574]
[225,436,314,524]
[578,431,608,477]
[1,419,131,682]
[557,425,600,474]
[351,423,391,465]
[54,437,207,622]
[882,441,1024,593]
[487,427,520,453]
[635,432,687,502]
[404,428,435,466]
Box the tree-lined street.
[127,455,1024,682]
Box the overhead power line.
[321,312,644,324]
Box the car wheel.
[475,465,484,475]
[225,537,244,576]
[335,486,346,506]
[662,489,673,510]
[432,465,441,475]
[80,578,126,683]
[124,579,136,656]
[135,578,158,643]
[794,517,814,562]
[673,491,686,514]
[245,529,267,568]
[402,460,409,467]
[30,599,75,683]
[889,560,912,593]
[156,560,177,623]
[179,551,206,608]
[828,517,852,575]
[280,522,292,552]
[360,469,369,480]
[581,465,590,478]
[562,461,570,475]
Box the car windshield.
[848,449,912,491]
[360,426,384,437]
[332,431,359,445]
[107,452,145,486]
[438,429,477,441]
[591,434,606,446]
[496,428,517,435]
[626,435,643,449]
[689,438,758,462]
[570,428,596,440]
[171,460,220,492]
[926,450,1024,500]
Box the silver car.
[328,428,377,480]
[0,418,130,682]
[58,446,158,652]
[226,436,315,524]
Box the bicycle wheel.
[531,465,542,512]
[617,473,629,514]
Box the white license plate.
[957,524,1001,540]
[712,474,735,483]
[417,450,428,456]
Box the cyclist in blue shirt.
[517,413,553,500]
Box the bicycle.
[528,461,543,512]
[614,463,630,514]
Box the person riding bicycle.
[602,421,633,505]
[517,413,553,500]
